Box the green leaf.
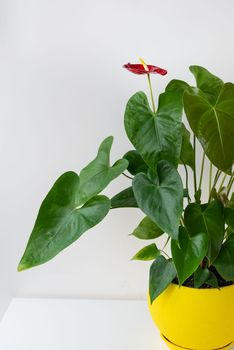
[189,65,224,104]
[213,235,234,281]
[132,216,164,240]
[133,160,183,240]
[123,150,148,175]
[18,172,110,271]
[184,200,225,263]
[171,227,208,285]
[184,81,234,174]
[77,136,128,205]
[124,91,183,170]
[225,193,234,230]
[149,256,177,303]
[166,79,190,94]
[131,243,160,261]
[194,267,211,288]
[111,187,138,209]
[180,123,194,169]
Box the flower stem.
[182,159,190,203]
[227,173,234,196]
[122,172,133,180]
[193,135,197,194]
[198,152,205,190]
[147,74,156,113]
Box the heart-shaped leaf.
[123,150,148,175]
[77,136,128,205]
[131,243,160,261]
[189,65,224,104]
[18,172,110,271]
[111,187,138,209]
[149,256,176,303]
[213,235,234,281]
[184,69,234,173]
[132,216,164,240]
[171,227,208,285]
[124,91,183,170]
[184,200,225,263]
[133,160,183,239]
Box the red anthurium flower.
[123,62,167,76]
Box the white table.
[0,298,168,350]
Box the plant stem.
[122,172,133,180]
[227,174,234,196]
[160,250,170,259]
[209,162,213,196]
[193,135,197,194]
[147,74,156,113]
[198,152,205,190]
[182,159,190,203]
[218,173,227,192]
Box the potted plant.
[18,59,234,350]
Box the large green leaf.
[77,136,128,205]
[132,216,164,240]
[213,235,234,281]
[184,71,234,173]
[18,172,110,271]
[131,243,160,261]
[149,256,177,303]
[123,150,148,175]
[133,160,183,240]
[189,65,224,104]
[171,227,208,284]
[124,91,183,170]
[111,187,138,208]
[165,81,194,169]
[184,200,225,264]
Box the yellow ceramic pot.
[148,283,234,350]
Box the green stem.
[209,168,221,202]
[182,159,190,203]
[147,74,156,113]
[227,174,234,196]
[218,173,227,192]
[209,162,213,196]
[198,152,205,190]
[193,135,197,194]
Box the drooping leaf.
[189,65,224,104]
[194,267,211,288]
[18,172,110,271]
[133,160,183,240]
[171,227,208,285]
[184,76,234,174]
[77,136,128,205]
[123,150,148,175]
[131,243,160,261]
[194,266,219,288]
[180,123,194,169]
[124,91,183,170]
[111,187,138,209]
[184,200,225,263]
[213,235,234,281]
[132,216,164,240]
[149,256,176,303]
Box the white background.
[1,0,234,318]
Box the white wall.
[1,0,234,307]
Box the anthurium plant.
[18,59,234,304]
